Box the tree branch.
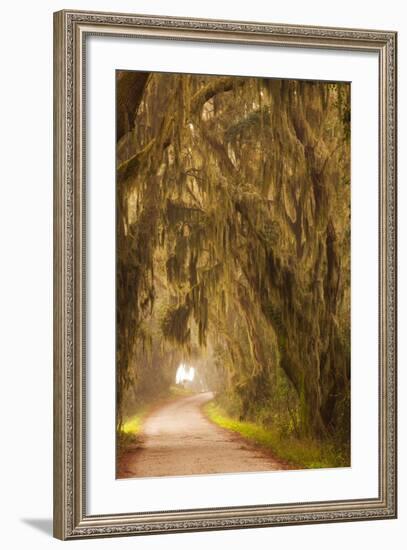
[190,77,246,117]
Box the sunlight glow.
[175,363,195,384]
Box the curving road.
[117,392,288,478]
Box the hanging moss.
[116,71,350,443]
[161,303,191,345]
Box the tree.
[116,72,350,442]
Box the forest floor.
[117,392,290,478]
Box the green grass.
[203,401,349,469]
[121,412,144,437]
[117,409,147,455]
[168,384,195,398]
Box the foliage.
[204,402,350,469]
[116,71,351,449]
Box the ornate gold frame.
[53,9,397,540]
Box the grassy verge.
[168,384,195,398]
[117,408,148,457]
[117,385,196,456]
[203,401,349,469]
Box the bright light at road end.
[175,363,195,384]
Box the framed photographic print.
[53,9,397,540]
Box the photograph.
[115,71,351,479]
[52,8,397,539]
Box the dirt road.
[117,392,287,478]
